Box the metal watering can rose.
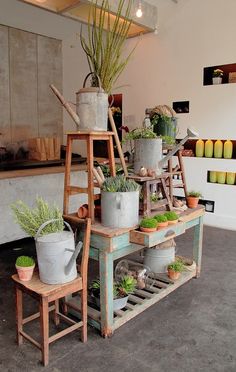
[35,219,83,284]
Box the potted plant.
[101,175,140,228]
[212,69,223,85]
[154,214,168,228]
[164,211,179,225]
[186,191,202,209]
[79,0,135,131]
[150,105,178,144]
[123,127,163,175]
[90,276,137,311]
[140,217,158,232]
[167,259,185,280]
[11,197,82,285]
[15,256,35,282]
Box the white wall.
[119,0,236,139]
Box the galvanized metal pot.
[134,138,163,175]
[101,190,139,228]
[76,73,108,131]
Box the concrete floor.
[0,225,236,372]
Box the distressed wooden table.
[66,206,204,338]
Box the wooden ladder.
[63,131,116,222]
[166,148,188,202]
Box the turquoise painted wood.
[99,252,114,337]
[112,243,145,261]
[193,216,203,277]
[90,232,130,251]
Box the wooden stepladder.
[166,148,188,202]
[63,131,116,222]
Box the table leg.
[99,252,114,338]
[16,287,23,345]
[193,216,203,278]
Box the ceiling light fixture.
[136,1,143,18]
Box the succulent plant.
[187,191,202,198]
[168,259,185,273]
[102,175,140,192]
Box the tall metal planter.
[134,138,163,175]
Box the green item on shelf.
[223,140,233,159]
[217,171,226,184]
[205,139,213,158]
[153,214,168,223]
[16,256,35,267]
[226,172,235,185]
[164,211,178,221]
[209,171,217,183]
[214,140,223,158]
[140,218,158,229]
[195,139,204,157]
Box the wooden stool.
[128,173,173,216]
[12,218,91,366]
[63,131,116,222]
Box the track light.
[136,1,143,18]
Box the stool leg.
[80,289,87,343]
[40,297,49,367]
[87,136,94,222]
[107,137,116,176]
[64,136,72,215]
[16,287,23,345]
[54,300,60,326]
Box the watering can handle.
[83,72,103,92]
[35,219,73,239]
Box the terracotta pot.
[16,264,35,282]
[157,221,169,229]
[77,204,88,218]
[168,219,178,225]
[140,226,157,233]
[168,269,181,280]
[187,197,199,209]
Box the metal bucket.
[35,220,77,284]
[76,73,108,131]
[144,246,175,273]
[134,138,162,175]
[101,191,139,228]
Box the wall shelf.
[203,63,236,86]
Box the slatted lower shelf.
[66,264,196,333]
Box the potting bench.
[64,206,204,338]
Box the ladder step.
[172,184,184,188]
[67,186,88,195]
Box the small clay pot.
[168,219,178,225]
[16,264,35,282]
[77,204,88,219]
[168,269,181,280]
[157,221,169,229]
[140,226,157,233]
[147,168,156,178]
[187,196,199,209]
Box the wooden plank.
[134,289,154,299]
[128,294,144,305]
[178,206,205,223]
[0,25,10,144]
[9,28,38,142]
[49,322,82,344]
[113,269,196,331]
[20,331,41,349]
[22,305,55,324]
[67,186,88,195]
[65,296,101,322]
[114,309,126,317]
[37,36,62,138]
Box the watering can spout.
[157,127,199,171]
[65,241,83,275]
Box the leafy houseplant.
[11,197,64,237]
[150,105,177,144]
[101,176,140,228]
[140,217,158,233]
[154,214,168,228]
[80,0,134,94]
[167,259,185,280]
[164,211,179,225]
[15,256,35,282]
[186,191,202,209]
[90,276,136,310]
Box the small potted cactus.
[164,211,179,225]
[167,259,185,280]
[154,214,168,228]
[15,256,35,282]
[140,217,158,232]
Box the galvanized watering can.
[76,73,108,132]
[134,128,199,175]
[35,219,82,284]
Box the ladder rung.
[172,184,184,188]
[67,186,88,195]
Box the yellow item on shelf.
[214,140,223,158]
[205,140,213,158]
[217,171,226,184]
[226,172,235,185]
[223,140,233,159]
[195,139,204,157]
[209,171,217,183]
